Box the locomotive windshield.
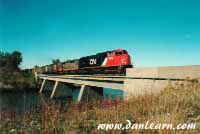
[114,50,128,56]
[115,52,123,55]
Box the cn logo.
[89,59,97,65]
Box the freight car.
[32,49,132,75]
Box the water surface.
[0,88,123,116]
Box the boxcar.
[40,66,46,74]
[62,60,79,70]
[48,64,55,73]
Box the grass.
[0,82,200,134]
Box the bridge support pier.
[77,85,85,102]
[50,81,59,99]
[39,79,46,93]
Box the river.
[0,88,123,116]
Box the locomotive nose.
[121,56,129,64]
[121,54,132,65]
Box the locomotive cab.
[104,49,132,67]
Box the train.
[25,49,133,75]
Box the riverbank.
[0,72,37,91]
[0,82,199,134]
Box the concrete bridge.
[38,65,200,101]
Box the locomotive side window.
[123,50,128,54]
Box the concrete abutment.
[124,65,200,99]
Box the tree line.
[0,50,22,72]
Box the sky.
[0,0,200,69]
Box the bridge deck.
[40,76,124,90]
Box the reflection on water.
[0,88,123,115]
[104,88,123,99]
[0,90,43,114]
